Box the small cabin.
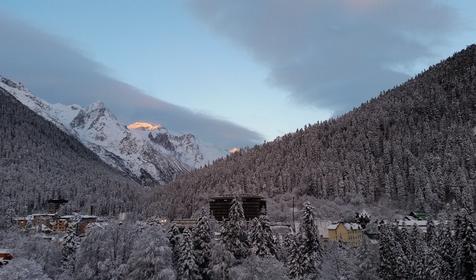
[209,195,266,221]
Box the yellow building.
[327,222,363,247]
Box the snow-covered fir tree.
[127,226,175,280]
[287,202,322,279]
[454,210,476,280]
[168,223,182,266]
[178,229,201,280]
[378,224,408,280]
[221,198,250,259]
[192,209,212,279]
[250,215,276,257]
[436,223,457,279]
[61,217,80,274]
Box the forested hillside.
[0,87,144,224]
[160,45,476,217]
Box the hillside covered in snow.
[0,77,225,185]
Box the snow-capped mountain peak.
[0,76,226,185]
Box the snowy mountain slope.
[0,76,226,185]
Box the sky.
[0,0,475,149]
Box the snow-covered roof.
[397,220,427,227]
[327,224,339,230]
[31,213,56,217]
[316,220,331,238]
[327,222,362,231]
[60,215,97,219]
[344,223,362,230]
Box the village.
[0,194,439,268]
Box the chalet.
[209,195,266,221]
[327,222,363,247]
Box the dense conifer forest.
[0,88,145,224]
[158,45,476,218]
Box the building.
[408,212,428,221]
[0,249,14,261]
[209,195,266,221]
[14,213,97,235]
[395,214,439,233]
[47,199,68,214]
[270,223,294,243]
[172,219,198,231]
[327,222,363,247]
[0,249,14,267]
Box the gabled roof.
[327,222,362,231]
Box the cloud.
[188,0,460,112]
[0,14,262,148]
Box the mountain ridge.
[157,44,476,217]
[0,77,226,185]
[0,85,144,220]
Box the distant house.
[0,249,14,261]
[315,220,332,239]
[408,212,428,221]
[172,219,198,231]
[14,213,97,235]
[327,222,363,247]
[270,223,294,243]
[0,249,14,266]
[396,214,438,233]
[209,195,266,221]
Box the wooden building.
[327,222,363,247]
[209,195,266,221]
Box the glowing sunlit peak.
[229,147,240,154]
[127,121,162,131]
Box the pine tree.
[378,224,408,280]
[301,202,322,259]
[287,202,322,279]
[192,210,212,280]
[287,234,306,279]
[221,198,250,259]
[250,215,276,257]
[178,229,201,280]
[436,223,456,280]
[168,223,182,266]
[62,218,80,273]
[455,211,476,280]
